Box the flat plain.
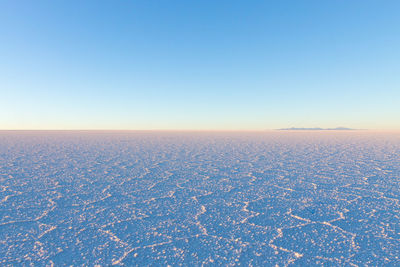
[1,131,399,266]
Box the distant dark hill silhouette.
[278,127,356,131]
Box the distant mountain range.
[277,127,356,131]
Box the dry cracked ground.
[1,131,399,266]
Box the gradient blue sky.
[1,1,399,130]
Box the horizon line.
[2,128,398,132]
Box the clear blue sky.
[1,1,399,130]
